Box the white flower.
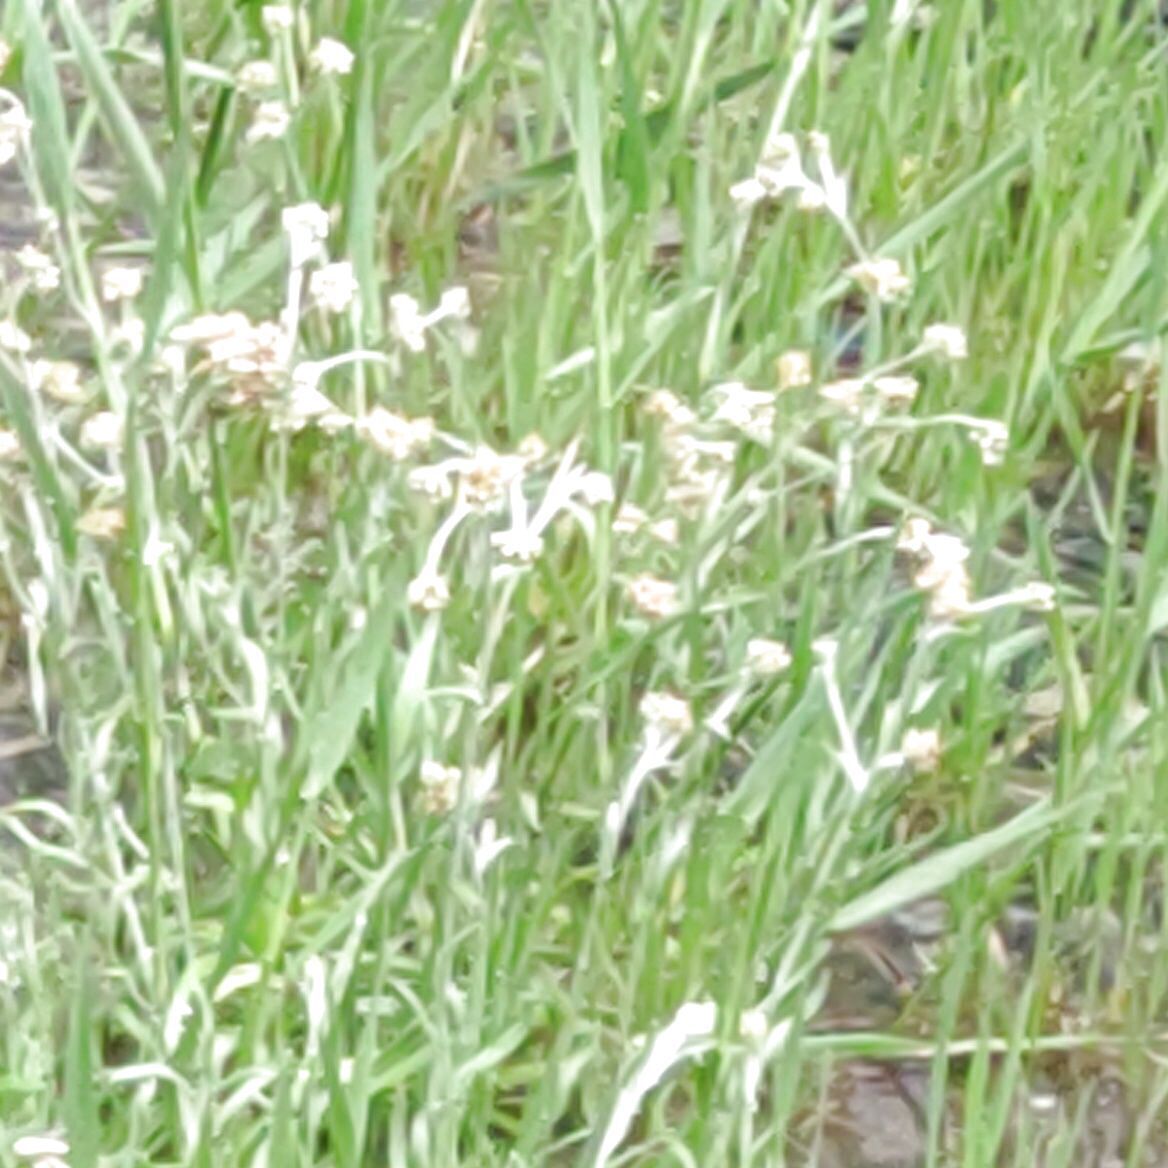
[709,380,775,443]
[80,410,123,450]
[818,378,865,414]
[100,265,145,303]
[729,176,768,209]
[756,131,809,196]
[922,323,968,360]
[407,570,451,612]
[278,382,350,431]
[1017,581,1056,612]
[389,292,427,352]
[358,407,434,460]
[15,245,61,292]
[0,321,32,353]
[745,638,792,677]
[901,727,941,773]
[739,1008,768,1041]
[261,4,294,32]
[309,37,355,76]
[517,432,549,465]
[848,256,911,301]
[614,502,648,533]
[872,374,919,405]
[777,349,812,391]
[640,691,692,736]
[970,418,1008,465]
[647,516,679,545]
[643,388,696,429]
[459,445,524,509]
[419,760,460,814]
[491,526,544,562]
[0,428,21,461]
[627,573,679,619]
[282,201,331,269]
[437,285,471,320]
[795,184,828,212]
[0,96,33,167]
[246,99,291,143]
[237,59,279,93]
[308,260,358,313]
[578,470,614,507]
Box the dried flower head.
[627,573,679,619]
[419,760,461,815]
[308,260,358,313]
[358,407,434,460]
[309,37,354,76]
[777,349,812,391]
[745,638,792,677]
[247,99,291,143]
[848,257,911,301]
[640,690,693,737]
[15,245,61,292]
[237,59,279,93]
[901,727,942,773]
[100,266,145,303]
[922,323,968,360]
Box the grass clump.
[1,1,1168,1164]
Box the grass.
[1,0,1168,1164]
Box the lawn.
[1,0,1168,1164]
